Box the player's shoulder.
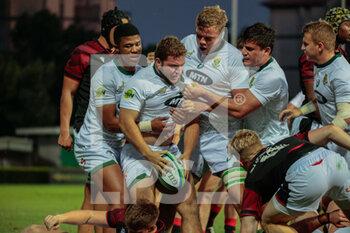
[73,39,103,55]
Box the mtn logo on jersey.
[164,93,184,107]
[185,69,213,85]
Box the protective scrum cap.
[325,7,350,34]
[101,6,130,45]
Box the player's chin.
[242,59,251,66]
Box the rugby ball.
[158,152,185,190]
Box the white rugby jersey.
[243,58,290,146]
[181,34,250,136]
[76,59,138,147]
[120,65,190,128]
[314,53,350,133]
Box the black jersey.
[241,135,319,219]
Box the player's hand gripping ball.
[158,152,185,191]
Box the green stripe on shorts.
[89,160,116,177]
[128,173,148,189]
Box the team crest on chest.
[323,74,328,85]
[212,58,221,68]
[116,81,125,93]
[249,77,255,88]
[157,87,168,95]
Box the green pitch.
[0,184,238,233]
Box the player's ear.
[155,57,162,66]
[148,224,157,233]
[264,46,271,55]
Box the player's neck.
[97,35,115,52]
[117,56,136,73]
[317,51,336,66]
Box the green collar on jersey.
[258,57,273,72]
[316,53,341,68]
[113,58,135,75]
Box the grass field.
[0,184,237,233]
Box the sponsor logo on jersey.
[164,93,184,107]
[249,77,255,88]
[323,74,328,85]
[124,89,135,99]
[96,87,106,97]
[212,58,221,68]
[197,63,204,69]
[251,144,289,173]
[185,69,213,85]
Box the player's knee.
[177,197,199,218]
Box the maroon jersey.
[241,134,319,220]
[64,39,117,131]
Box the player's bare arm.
[184,82,261,119]
[179,117,199,178]
[119,107,169,172]
[44,210,109,230]
[58,76,79,151]
[308,124,350,150]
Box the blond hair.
[196,5,228,33]
[155,36,187,62]
[228,129,262,163]
[302,20,336,51]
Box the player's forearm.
[59,91,74,134]
[182,118,199,159]
[290,213,329,233]
[326,125,350,150]
[57,210,94,225]
[120,119,152,156]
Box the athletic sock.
[224,218,237,233]
[172,217,181,233]
[206,204,223,229]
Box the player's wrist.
[317,213,330,225]
[138,121,152,132]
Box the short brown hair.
[124,199,159,232]
[302,20,336,51]
[196,5,228,33]
[228,129,261,163]
[155,36,187,62]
